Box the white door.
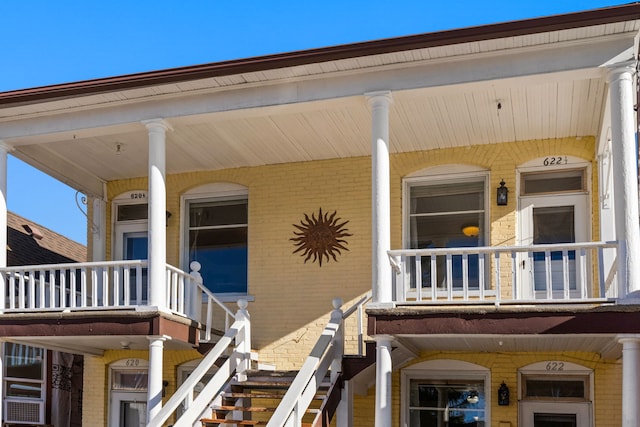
[520,402,591,427]
[518,193,588,299]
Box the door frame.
[516,159,591,299]
[108,358,149,427]
[520,401,591,427]
[112,190,149,261]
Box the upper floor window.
[183,183,248,297]
[404,172,488,289]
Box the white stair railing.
[267,298,344,427]
[147,300,250,427]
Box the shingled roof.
[7,211,86,266]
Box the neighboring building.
[0,3,639,426]
[6,212,86,426]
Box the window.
[187,196,248,295]
[409,379,486,426]
[403,360,490,427]
[3,343,45,424]
[405,175,487,289]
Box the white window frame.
[402,168,490,296]
[401,359,491,427]
[180,183,253,302]
[3,343,46,425]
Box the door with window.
[519,366,592,427]
[114,196,149,305]
[518,169,589,299]
[109,360,148,427]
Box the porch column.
[144,119,170,309]
[91,195,107,262]
[367,91,393,305]
[607,63,640,297]
[146,335,169,422]
[619,336,640,425]
[374,335,393,427]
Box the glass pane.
[525,379,585,399]
[120,401,146,427]
[409,379,485,426]
[534,413,577,427]
[189,227,248,294]
[117,204,148,221]
[5,380,42,398]
[5,344,44,380]
[533,207,574,245]
[522,170,584,195]
[410,182,484,215]
[112,371,148,391]
[124,235,148,260]
[532,206,576,291]
[190,200,247,227]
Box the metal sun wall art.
[290,208,352,267]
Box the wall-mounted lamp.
[497,180,508,206]
[166,211,172,227]
[498,381,510,406]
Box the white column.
[607,63,640,297]
[146,335,169,423]
[336,379,353,427]
[91,194,107,262]
[367,92,393,305]
[0,141,11,269]
[374,335,393,427]
[144,119,170,309]
[619,336,640,425]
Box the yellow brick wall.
[99,137,598,368]
[352,351,621,427]
[89,138,598,425]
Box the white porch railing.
[0,260,235,339]
[388,241,620,305]
[147,300,250,427]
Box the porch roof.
[367,304,640,359]
[0,4,639,196]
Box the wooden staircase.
[200,370,329,426]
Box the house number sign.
[542,156,568,166]
[545,361,565,371]
[129,192,147,200]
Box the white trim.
[108,358,149,427]
[401,359,491,427]
[518,360,593,427]
[112,190,149,261]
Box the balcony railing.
[388,241,620,305]
[0,260,233,341]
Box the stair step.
[214,405,274,412]
[201,418,266,426]
[201,419,313,427]
[222,392,326,400]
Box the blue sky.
[0,0,625,244]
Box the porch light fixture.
[496,179,508,206]
[498,381,510,406]
[461,224,480,237]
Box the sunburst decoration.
[291,208,352,267]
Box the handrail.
[266,298,344,427]
[188,261,236,340]
[388,241,620,304]
[342,291,372,357]
[148,301,251,427]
